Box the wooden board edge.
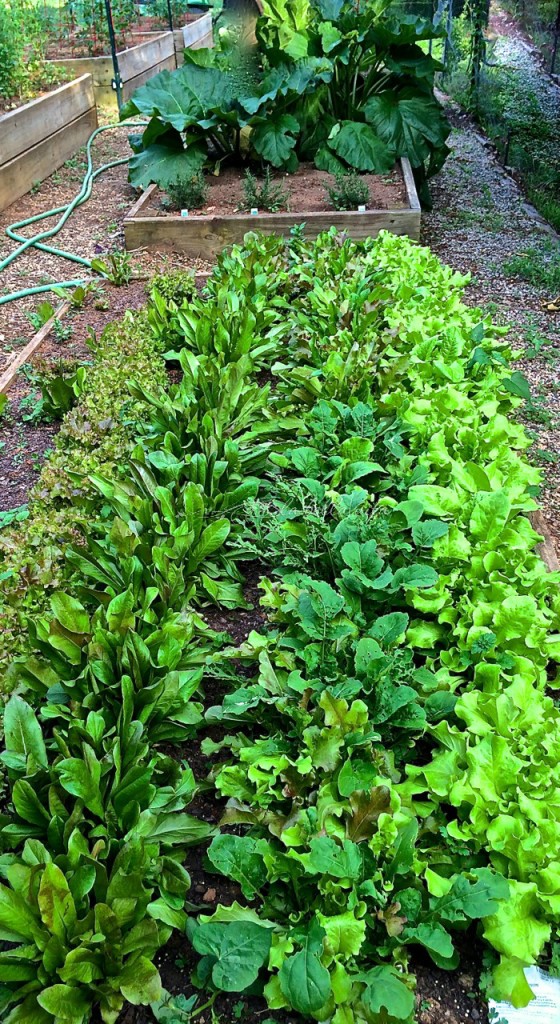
[124,212,421,257]
[124,183,157,222]
[121,55,177,96]
[119,32,176,76]
[401,157,421,213]
[0,301,71,394]
[530,510,560,572]
[126,205,418,228]
[0,73,93,130]
[0,75,95,166]
[0,107,97,211]
[183,12,213,45]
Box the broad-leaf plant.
[123,0,450,202]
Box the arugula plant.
[122,0,450,202]
[190,839,508,1020]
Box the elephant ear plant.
[122,0,450,203]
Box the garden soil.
[145,163,408,217]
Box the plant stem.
[191,993,218,1017]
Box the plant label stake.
[181,210,189,218]
[250,208,258,216]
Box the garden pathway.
[421,101,560,551]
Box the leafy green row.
[144,228,560,1012]
[0,308,172,675]
[0,228,558,1024]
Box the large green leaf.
[364,87,450,169]
[0,883,45,944]
[384,43,443,82]
[327,121,394,172]
[120,956,162,1005]
[3,697,47,771]
[122,65,234,130]
[251,113,300,167]
[49,593,90,635]
[5,995,53,1024]
[37,985,91,1022]
[207,835,267,900]
[129,139,206,190]
[357,965,415,1020]
[38,864,77,940]
[190,920,272,991]
[372,15,447,48]
[133,812,215,845]
[279,919,331,1014]
[56,753,104,817]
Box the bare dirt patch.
[147,162,407,217]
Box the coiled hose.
[0,120,147,307]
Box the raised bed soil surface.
[148,163,408,217]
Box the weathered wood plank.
[121,56,177,101]
[47,33,174,89]
[125,206,421,258]
[0,107,97,212]
[188,29,214,50]
[0,302,71,395]
[531,510,560,572]
[401,156,421,212]
[119,33,175,78]
[0,75,94,167]
[126,183,156,221]
[182,12,213,48]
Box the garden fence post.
[551,0,560,75]
[103,0,123,111]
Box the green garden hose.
[0,121,147,307]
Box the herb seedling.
[165,170,208,211]
[326,170,369,210]
[239,168,288,213]
[91,250,134,286]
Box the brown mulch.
[203,561,268,643]
[415,946,488,1024]
[147,162,407,217]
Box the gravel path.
[422,102,560,551]
[490,4,560,102]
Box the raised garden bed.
[45,12,212,106]
[175,11,214,60]
[0,74,97,212]
[124,157,421,258]
[1,231,559,1024]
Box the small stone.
[202,887,217,902]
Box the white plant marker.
[250,208,258,215]
[358,204,366,213]
[489,967,560,1023]
[181,209,189,217]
